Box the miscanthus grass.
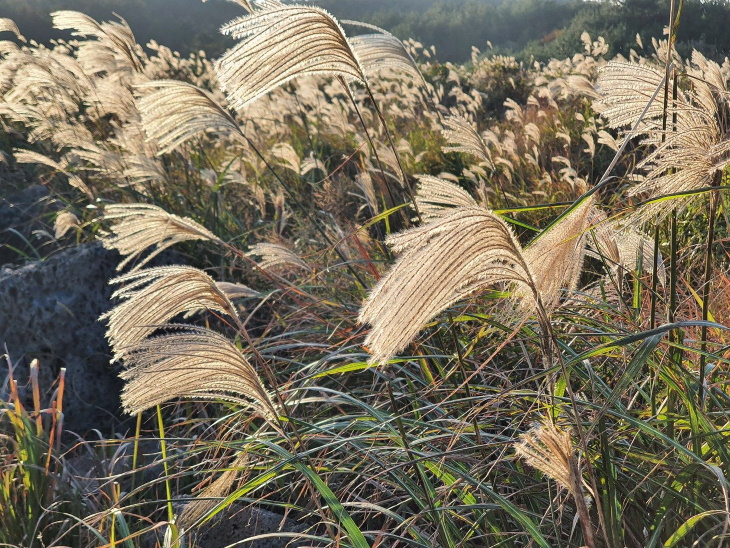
[3,1,730,547]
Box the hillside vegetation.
[5,0,730,61]
[3,1,730,547]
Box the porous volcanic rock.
[187,506,311,548]
[0,242,123,434]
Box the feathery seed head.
[179,452,249,530]
[359,206,538,364]
[442,115,495,170]
[514,421,580,499]
[54,211,80,240]
[246,242,311,273]
[137,80,244,154]
[103,266,242,360]
[344,21,424,84]
[523,196,595,311]
[0,18,25,42]
[596,60,730,221]
[119,326,278,421]
[215,5,366,111]
[414,174,479,221]
[100,203,223,271]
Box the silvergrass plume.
[179,452,248,530]
[414,174,479,221]
[343,20,424,83]
[54,211,80,240]
[522,196,595,311]
[360,196,595,364]
[137,80,244,155]
[100,203,223,271]
[0,18,25,42]
[51,10,143,72]
[514,422,579,498]
[359,206,539,365]
[216,4,366,112]
[589,210,666,283]
[442,114,495,170]
[102,266,242,361]
[13,149,92,198]
[514,421,595,547]
[596,60,730,221]
[246,242,311,273]
[215,281,260,300]
[120,326,278,421]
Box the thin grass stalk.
[650,226,661,331]
[698,184,719,408]
[156,404,174,524]
[550,329,602,548]
[131,412,143,492]
[650,225,661,417]
[363,85,424,221]
[54,368,65,467]
[632,240,644,319]
[337,76,406,226]
[667,209,678,439]
[385,380,452,547]
[570,452,596,548]
[29,360,41,436]
[44,368,65,475]
[666,68,682,441]
[56,367,66,455]
[45,400,57,474]
[445,311,482,446]
[110,483,121,548]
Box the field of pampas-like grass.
[2,2,730,547]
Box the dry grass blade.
[442,115,494,170]
[120,326,278,421]
[523,197,595,311]
[216,5,365,111]
[414,174,479,221]
[137,80,244,155]
[102,266,242,360]
[179,452,248,530]
[359,206,538,364]
[101,203,223,271]
[246,242,311,273]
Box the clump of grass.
[0,356,82,547]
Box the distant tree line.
[3,0,730,62]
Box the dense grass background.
[5,0,730,61]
